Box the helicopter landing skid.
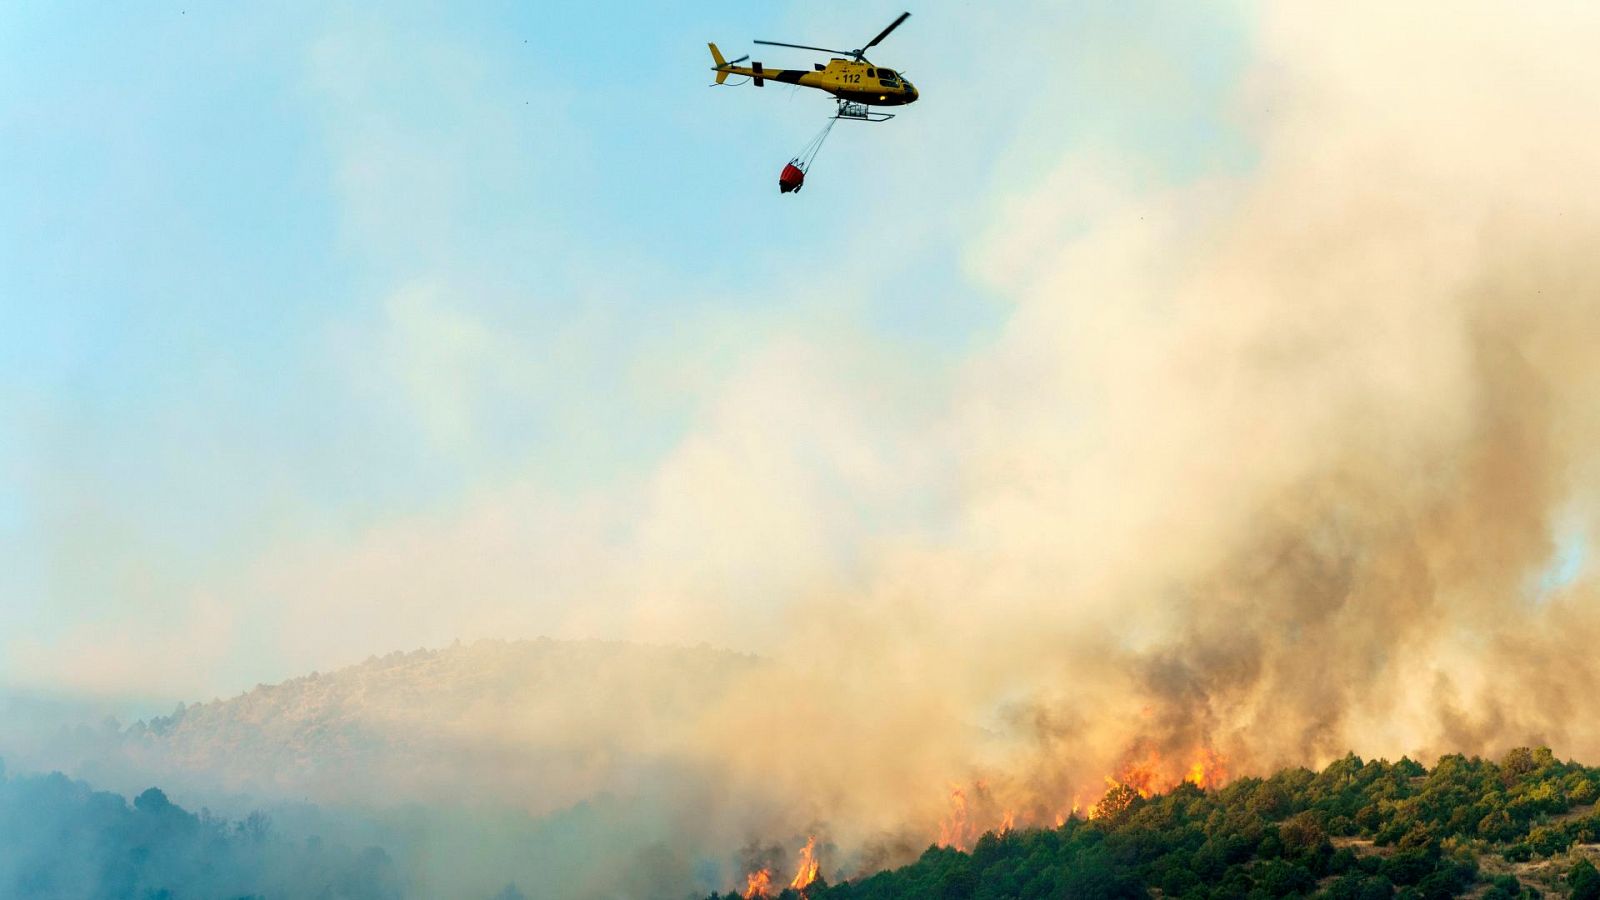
[834,100,895,123]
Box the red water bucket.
[779,162,805,194]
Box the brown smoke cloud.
[664,0,1600,865]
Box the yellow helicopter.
[708,12,918,125]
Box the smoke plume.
[671,0,1600,868]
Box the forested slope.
[715,749,1600,900]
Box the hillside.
[44,639,762,811]
[11,745,1600,899]
[712,749,1600,900]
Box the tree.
[1502,748,1537,779]
[1057,854,1139,900]
[1570,858,1600,900]
[1093,784,1141,824]
[1280,811,1327,855]
[134,787,172,813]
[1247,783,1291,820]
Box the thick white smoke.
[669,0,1600,864]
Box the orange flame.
[1113,749,1164,798]
[1185,747,1229,789]
[789,836,820,891]
[743,868,772,899]
[1082,745,1230,818]
[937,787,973,849]
[1125,746,1229,794]
[928,748,1227,848]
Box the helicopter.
[708,11,918,125]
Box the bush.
[1570,857,1600,900]
[1534,827,1572,857]
[1379,850,1435,887]
[1280,812,1327,856]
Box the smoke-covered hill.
[3,639,777,898]
[63,639,762,810]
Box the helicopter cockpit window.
[877,69,898,81]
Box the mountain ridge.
[32,637,764,812]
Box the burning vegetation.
[927,743,1234,853]
[725,743,1238,897]
[741,868,771,899]
[707,749,1600,899]
[738,836,825,899]
[790,836,820,891]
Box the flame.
[936,782,1090,847]
[1082,744,1230,818]
[937,787,973,849]
[928,749,1227,849]
[1112,749,1164,798]
[789,836,820,891]
[1184,747,1229,789]
[1105,745,1231,800]
[743,868,772,899]
[742,742,1228,891]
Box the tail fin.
[708,42,729,84]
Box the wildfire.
[743,868,772,899]
[1185,747,1228,789]
[926,748,1228,852]
[1053,795,1085,827]
[1098,745,1230,811]
[790,836,820,891]
[1111,748,1165,798]
[937,787,973,849]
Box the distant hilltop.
[35,638,763,811]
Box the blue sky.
[0,1,1257,701]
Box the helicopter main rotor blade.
[861,12,910,54]
[753,39,855,56]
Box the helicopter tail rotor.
[707,43,750,85]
